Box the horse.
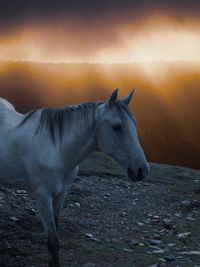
[0,89,150,267]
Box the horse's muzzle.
[127,163,150,181]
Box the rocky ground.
[0,153,200,267]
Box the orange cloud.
[0,16,200,63]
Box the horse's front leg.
[53,190,67,230]
[36,189,60,267]
[53,167,79,229]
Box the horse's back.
[0,98,22,130]
[0,98,15,111]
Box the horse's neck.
[61,109,98,168]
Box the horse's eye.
[112,124,122,132]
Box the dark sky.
[0,0,200,31]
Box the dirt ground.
[0,153,200,267]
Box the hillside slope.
[0,153,200,267]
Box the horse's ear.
[107,88,119,107]
[121,89,135,106]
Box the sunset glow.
[0,17,200,63]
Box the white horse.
[0,89,149,267]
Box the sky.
[0,1,199,168]
[0,0,200,63]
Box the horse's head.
[96,89,150,181]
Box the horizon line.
[0,59,200,65]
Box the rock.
[0,185,11,192]
[16,189,27,194]
[139,243,145,246]
[164,255,176,262]
[9,216,19,222]
[162,218,175,230]
[123,248,132,252]
[153,234,161,239]
[82,263,97,267]
[149,239,162,245]
[151,249,165,254]
[180,199,191,207]
[5,241,12,248]
[85,233,93,238]
[25,207,37,216]
[127,239,139,247]
[186,216,196,221]
[177,232,191,239]
[179,251,200,256]
[137,222,144,226]
[159,229,168,234]
[148,245,161,250]
[175,212,182,217]
[166,243,175,247]
[75,202,80,207]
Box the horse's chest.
[0,145,27,183]
[0,161,27,183]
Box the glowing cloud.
[0,16,200,63]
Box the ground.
[0,153,200,267]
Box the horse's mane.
[19,101,134,143]
[20,102,97,143]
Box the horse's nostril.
[138,167,144,179]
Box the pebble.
[151,249,165,254]
[179,251,200,256]
[166,243,175,247]
[162,218,175,230]
[164,255,176,262]
[75,202,80,207]
[139,243,145,246]
[186,216,196,221]
[0,186,10,192]
[127,239,139,247]
[153,234,161,239]
[82,263,97,267]
[137,222,144,226]
[180,199,191,207]
[85,233,93,238]
[149,245,161,250]
[9,216,19,222]
[25,208,37,216]
[16,190,27,194]
[177,232,191,239]
[123,248,132,252]
[149,239,162,245]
